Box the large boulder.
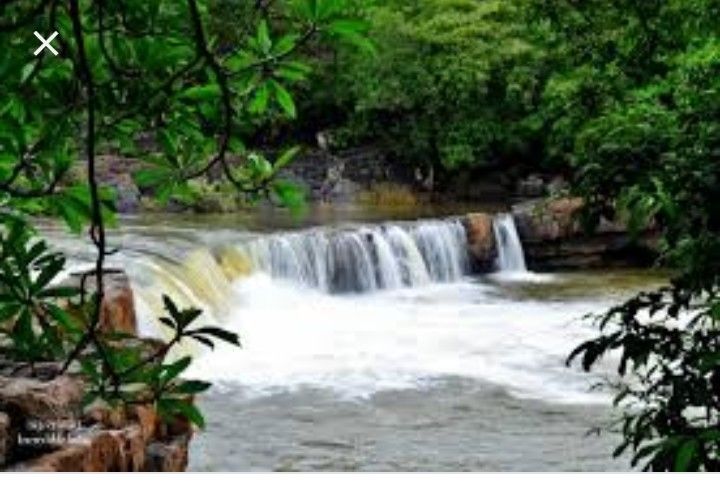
[0,373,194,471]
[463,213,496,270]
[511,197,657,270]
[0,375,84,422]
[0,374,84,463]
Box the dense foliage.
[299,1,719,182]
[303,0,720,472]
[0,0,365,427]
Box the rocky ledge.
[464,197,658,271]
[0,273,192,472]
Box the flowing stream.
[44,207,664,471]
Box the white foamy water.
[187,274,611,404]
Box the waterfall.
[492,214,528,272]
[118,213,536,334]
[126,217,472,323]
[235,219,469,293]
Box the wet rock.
[14,424,148,472]
[516,174,546,197]
[512,197,587,241]
[511,197,657,270]
[65,271,138,336]
[0,374,84,464]
[1,378,194,471]
[0,412,11,466]
[0,375,83,422]
[96,156,144,214]
[463,213,496,270]
[132,405,158,444]
[144,434,191,472]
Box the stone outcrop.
[0,270,193,472]
[0,412,11,466]
[463,213,496,271]
[462,197,658,271]
[65,271,138,335]
[511,198,658,270]
[281,146,417,203]
[0,367,192,472]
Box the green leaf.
[190,326,241,347]
[249,83,270,114]
[327,19,369,37]
[674,439,698,472]
[179,84,221,102]
[174,379,212,395]
[162,294,180,321]
[274,146,301,170]
[178,307,202,329]
[190,334,215,349]
[271,180,307,217]
[257,20,272,53]
[159,398,206,429]
[162,355,192,383]
[133,167,172,188]
[271,81,296,118]
[33,257,65,293]
[276,61,311,82]
[0,303,21,322]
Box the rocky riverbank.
[86,147,571,214]
[464,197,658,271]
[0,274,193,472]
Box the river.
[42,204,665,471]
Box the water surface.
[42,208,664,471]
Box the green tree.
[0,0,366,427]
[309,0,547,181]
[562,1,720,471]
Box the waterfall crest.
[237,219,469,293]
[125,214,534,331]
[131,218,471,322]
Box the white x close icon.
[33,31,59,56]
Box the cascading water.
[43,211,643,470]
[492,214,528,272]
[233,218,469,293]
[44,211,622,408]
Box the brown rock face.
[144,434,191,472]
[65,271,138,336]
[0,270,194,472]
[0,375,83,422]
[0,412,11,466]
[463,213,496,270]
[100,273,138,335]
[0,375,84,465]
[511,197,657,270]
[16,424,151,472]
[1,374,194,471]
